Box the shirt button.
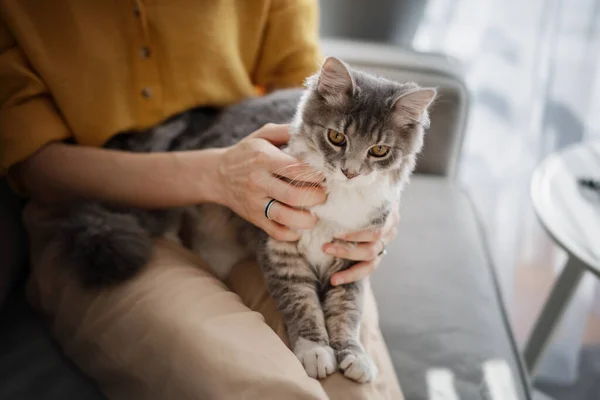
[141,87,152,99]
[139,46,151,59]
[133,4,141,17]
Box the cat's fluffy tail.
[58,203,153,287]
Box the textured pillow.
[0,179,27,307]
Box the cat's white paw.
[339,352,378,383]
[294,339,337,379]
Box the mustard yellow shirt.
[0,0,321,174]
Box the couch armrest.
[320,39,470,178]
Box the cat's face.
[293,57,436,187]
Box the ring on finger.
[377,238,387,257]
[265,198,277,221]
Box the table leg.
[523,256,586,374]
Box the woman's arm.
[16,124,327,242]
[15,142,224,208]
[253,0,321,91]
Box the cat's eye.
[369,145,390,157]
[327,129,346,146]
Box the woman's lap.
[24,202,402,400]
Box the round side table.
[524,141,600,375]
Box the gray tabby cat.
[57,57,435,383]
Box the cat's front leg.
[323,279,378,383]
[258,240,337,379]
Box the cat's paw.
[294,339,337,379]
[339,352,378,383]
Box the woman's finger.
[268,155,325,185]
[248,125,324,184]
[264,198,318,230]
[248,137,323,185]
[336,228,384,243]
[261,219,301,242]
[250,123,291,146]
[260,173,326,208]
[275,163,325,185]
[336,208,399,242]
[322,241,384,262]
[330,260,378,286]
[390,206,401,227]
[385,226,398,244]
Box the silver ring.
[265,199,277,220]
[377,239,387,257]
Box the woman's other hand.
[324,205,400,285]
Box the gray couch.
[0,40,531,400]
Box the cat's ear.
[392,88,437,125]
[316,57,355,102]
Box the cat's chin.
[326,174,376,188]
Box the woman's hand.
[323,205,400,286]
[215,123,326,241]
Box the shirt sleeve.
[0,18,71,176]
[253,0,323,90]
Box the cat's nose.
[341,168,360,179]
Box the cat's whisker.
[280,172,313,191]
[257,163,321,188]
[263,169,323,206]
[282,170,320,202]
[299,180,324,209]
[253,163,305,185]
[270,163,305,177]
[274,164,319,181]
[284,171,323,190]
[287,179,321,206]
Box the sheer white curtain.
[412,0,600,385]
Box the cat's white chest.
[298,181,396,272]
[313,185,377,230]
